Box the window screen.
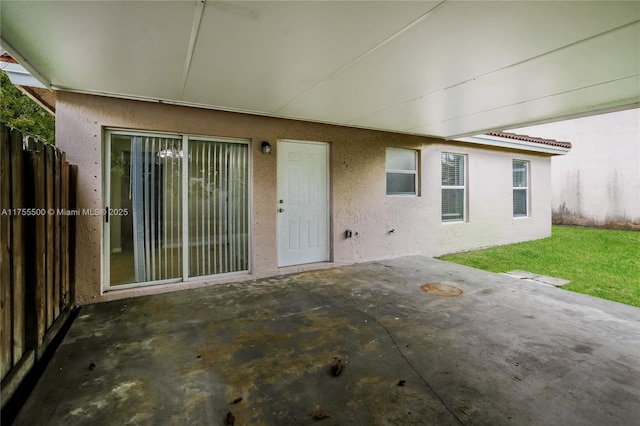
[513,160,529,217]
[441,153,466,222]
[386,148,418,195]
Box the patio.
[11,256,640,425]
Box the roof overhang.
[0,1,638,138]
[0,58,56,115]
[1,60,45,89]
[454,134,571,155]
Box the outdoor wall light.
[261,141,272,154]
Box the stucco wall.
[512,109,640,229]
[427,144,552,254]
[56,92,552,304]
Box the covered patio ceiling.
[1,0,638,139]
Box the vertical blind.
[131,136,184,283]
[188,140,249,277]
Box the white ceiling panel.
[411,75,640,136]
[352,21,640,135]
[1,0,638,138]
[1,0,198,100]
[277,1,640,125]
[182,1,440,111]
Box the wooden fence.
[0,123,76,410]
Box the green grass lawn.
[439,226,640,308]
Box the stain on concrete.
[420,282,463,297]
[572,344,594,355]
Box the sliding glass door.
[105,130,249,289]
[187,139,249,277]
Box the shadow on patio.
[9,256,640,425]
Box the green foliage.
[440,226,640,307]
[0,69,55,143]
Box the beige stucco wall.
[513,109,640,229]
[56,92,552,305]
[428,144,552,254]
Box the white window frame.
[513,159,529,218]
[441,153,467,222]
[386,148,418,196]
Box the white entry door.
[277,140,329,267]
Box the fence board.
[31,141,47,351]
[61,155,69,307]
[0,126,12,380]
[53,150,61,318]
[68,165,77,304]
[22,145,36,358]
[10,130,25,363]
[45,144,54,329]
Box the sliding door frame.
[103,128,251,292]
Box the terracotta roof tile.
[0,52,18,64]
[487,132,572,149]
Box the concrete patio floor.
[12,256,640,425]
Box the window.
[441,153,466,222]
[105,130,249,289]
[513,160,529,217]
[386,148,418,195]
